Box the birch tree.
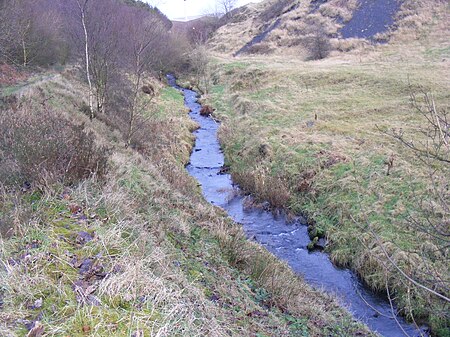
[75,0,94,119]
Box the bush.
[304,31,332,60]
[0,98,109,187]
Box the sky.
[146,0,264,20]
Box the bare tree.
[0,0,65,67]
[371,89,450,332]
[189,45,211,95]
[390,90,449,164]
[123,9,165,147]
[0,3,12,64]
[86,0,122,114]
[75,0,94,119]
[218,0,237,18]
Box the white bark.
[76,0,94,119]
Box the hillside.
[208,0,447,58]
[196,0,450,335]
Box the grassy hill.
[198,0,450,335]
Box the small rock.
[24,320,34,331]
[21,181,32,192]
[79,258,94,275]
[209,294,220,302]
[76,231,93,245]
[31,298,43,309]
[316,237,327,250]
[218,165,230,175]
[261,201,271,211]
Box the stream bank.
[168,74,428,337]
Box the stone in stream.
[200,105,215,116]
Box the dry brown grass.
[204,2,450,333]
[209,0,449,61]
[0,68,375,336]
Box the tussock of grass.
[0,71,373,336]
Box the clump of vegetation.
[303,29,332,60]
[0,98,109,187]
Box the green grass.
[0,71,375,336]
[206,41,450,334]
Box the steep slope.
[208,0,442,57]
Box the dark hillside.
[209,0,416,56]
[340,0,401,39]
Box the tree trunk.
[126,72,141,147]
[22,39,27,67]
[78,0,94,120]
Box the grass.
[203,3,450,334]
[0,69,374,336]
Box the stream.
[168,74,428,337]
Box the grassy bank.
[204,10,450,335]
[0,70,373,336]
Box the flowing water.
[168,74,428,337]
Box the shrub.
[304,30,332,60]
[0,98,109,187]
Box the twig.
[350,215,450,303]
[385,278,413,337]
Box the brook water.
[168,75,427,337]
